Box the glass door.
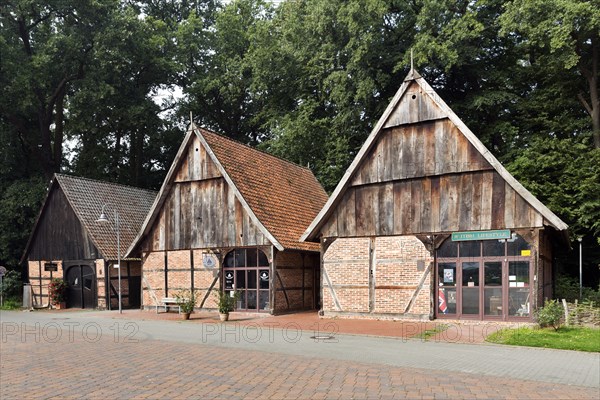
[223,248,270,312]
[484,261,503,317]
[508,261,530,317]
[438,262,457,315]
[461,262,480,316]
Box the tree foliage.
[0,0,598,287]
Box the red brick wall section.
[28,260,63,307]
[322,238,370,313]
[142,251,166,308]
[322,236,432,318]
[141,250,221,310]
[95,259,106,309]
[193,249,220,309]
[274,251,318,312]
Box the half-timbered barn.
[125,124,328,314]
[302,69,569,322]
[22,174,157,309]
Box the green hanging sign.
[451,229,511,242]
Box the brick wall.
[28,260,62,307]
[95,259,106,309]
[322,236,432,319]
[141,249,220,310]
[273,251,318,312]
[106,260,142,309]
[28,259,111,309]
[142,251,166,308]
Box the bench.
[157,297,181,314]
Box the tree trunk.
[579,37,600,149]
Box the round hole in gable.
[411,94,417,99]
[195,148,199,152]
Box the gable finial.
[411,48,414,72]
[190,111,194,128]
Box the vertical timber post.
[369,237,376,313]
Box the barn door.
[65,264,96,309]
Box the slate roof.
[23,174,157,261]
[200,128,328,251]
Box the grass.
[486,326,600,352]
[416,324,449,340]
[0,297,21,310]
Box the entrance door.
[436,234,532,320]
[65,265,96,309]
[223,248,270,312]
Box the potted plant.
[48,278,67,309]
[175,290,197,320]
[216,290,239,321]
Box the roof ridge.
[55,173,157,194]
[197,127,315,173]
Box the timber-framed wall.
[303,69,568,321]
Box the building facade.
[302,69,568,321]
[126,124,328,314]
[22,174,156,309]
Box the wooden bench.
[157,297,181,314]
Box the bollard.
[23,283,32,310]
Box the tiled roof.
[199,128,328,252]
[55,174,157,260]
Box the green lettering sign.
[451,230,511,241]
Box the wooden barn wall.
[144,135,271,251]
[321,120,546,238]
[27,186,99,261]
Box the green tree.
[256,0,419,190]
[0,177,47,269]
[0,0,117,178]
[65,6,179,188]
[175,0,274,144]
[500,0,600,149]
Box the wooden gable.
[303,70,568,241]
[26,183,99,261]
[143,133,271,252]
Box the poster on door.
[443,269,454,283]
[224,271,234,289]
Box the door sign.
[225,271,234,289]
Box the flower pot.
[182,312,190,320]
[219,312,229,322]
[53,302,66,310]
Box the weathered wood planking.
[458,173,473,231]
[27,186,99,261]
[378,184,394,235]
[321,171,547,238]
[350,119,493,186]
[383,82,447,128]
[174,135,221,183]
[147,177,269,251]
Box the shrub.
[48,278,67,305]
[0,297,21,310]
[536,299,564,330]
[555,275,600,303]
[215,290,239,314]
[175,289,197,314]
[0,270,22,298]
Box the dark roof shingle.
[55,174,157,260]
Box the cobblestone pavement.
[1,311,599,399]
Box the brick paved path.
[1,311,599,399]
